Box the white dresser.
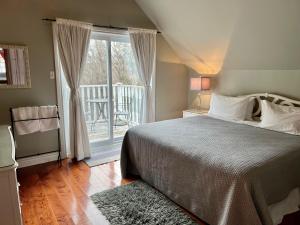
[0,126,23,225]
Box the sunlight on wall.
[160,33,231,75]
[186,47,226,110]
[187,61,219,75]
[184,46,230,75]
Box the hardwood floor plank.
[71,162,111,195]
[19,175,41,225]
[45,167,92,225]
[31,183,59,225]
[58,163,109,225]
[40,170,76,225]
[22,174,58,225]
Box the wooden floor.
[18,160,206,225]
[18,160,300,225]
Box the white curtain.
[53,18,92,160]
[128,28,157,123]
[7,49,26,85]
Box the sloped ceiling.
[136,0,300,74]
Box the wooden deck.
[87,122,128,142]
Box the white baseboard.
[17,152,59,168]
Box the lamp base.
[197,94,202,110]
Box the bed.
[121,93,300,225]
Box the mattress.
[121,116,300,225]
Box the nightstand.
[182,109,209,118]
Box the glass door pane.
[111,40,144,140]
[80,39,111,144]
[79,32,144,152]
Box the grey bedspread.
[121,116,300,225]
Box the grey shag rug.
[90,181,198,225]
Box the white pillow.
[208,93,254,121]
[260,100,300,135]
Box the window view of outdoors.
[80,38,144,143]
[81,40,141,86]
[0,48,7,83]
[81,40,108,85]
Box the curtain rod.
[42,18,161,34]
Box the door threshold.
[91,141,122,155]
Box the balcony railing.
[80,84,144,126]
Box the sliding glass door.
[81,38,110,143]
[80,31,144,149]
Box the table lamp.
[190,77,211,109]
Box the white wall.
[136,0,300,107]
[156,36,189,120]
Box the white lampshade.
[190,77,211,91]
